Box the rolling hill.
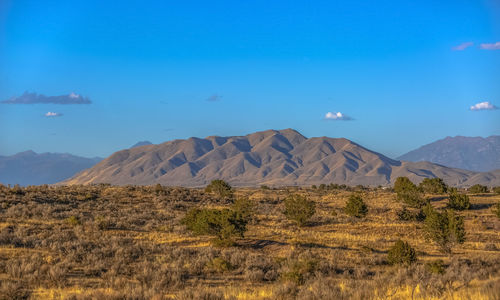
[64,129,500,187]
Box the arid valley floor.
[0,184,499,299]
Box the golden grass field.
[0,184,499,299]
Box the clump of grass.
[65,215,81,227]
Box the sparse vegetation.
[0,184,498,299]
[397,206,425,221]
[493,186,500,195]
[469,184,488,194]
[283,194,316,226]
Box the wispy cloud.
[45,112,63,117]
[479,42,500,50]
[324,111,353,121]
[206,94,222,102]
[452,42,473,51]
[469,101,498,111]
[2,91,91,104]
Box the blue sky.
[1,0,499,158]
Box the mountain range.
[0,151,102,186]
[64,129,500,187]
[398,135,500,172]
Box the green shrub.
[394,177,426,208]
[398,190,427,208]
[344,194,368,218]
[468,184,488,194]
[206,257,234,273]
[205,180,233,199]
[283,194,316,226]
[493,202,500,219]
[423,204,465,253]
[387,240,417,265]
[397,207,425,222]
[394,177,417,194]
[425,260,445,274]
[281,257,318,285]
[181,207,247,246]
[232,197,255,224]
[447,190,470,210]
[419,178,448,194]
[493,186,500,195]
[65,216,81,227]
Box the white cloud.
[469,101,498,111]
[325,111,352,121]
[45,111,63,117]
[479,42,500,50]
[452,42,473,51]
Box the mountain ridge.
[64,129,500,187]
[398,135,500,172]
[0,151,102,186]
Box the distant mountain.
[64,129,500,187]
[131,141,153,148]
[398,136,500,172]
[0,151,102,186]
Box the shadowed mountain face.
[398,136,500,172]
[65,129,500,187]
[0,151,102,186]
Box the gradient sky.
[1,0,499,159]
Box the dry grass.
[0,184,499,299]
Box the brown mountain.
[64,129,500,187]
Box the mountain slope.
[65,129,500,187]
[398,136,500,172]
[0,151,102,186]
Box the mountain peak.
[131,141,153,148]
[14,150,37,157]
